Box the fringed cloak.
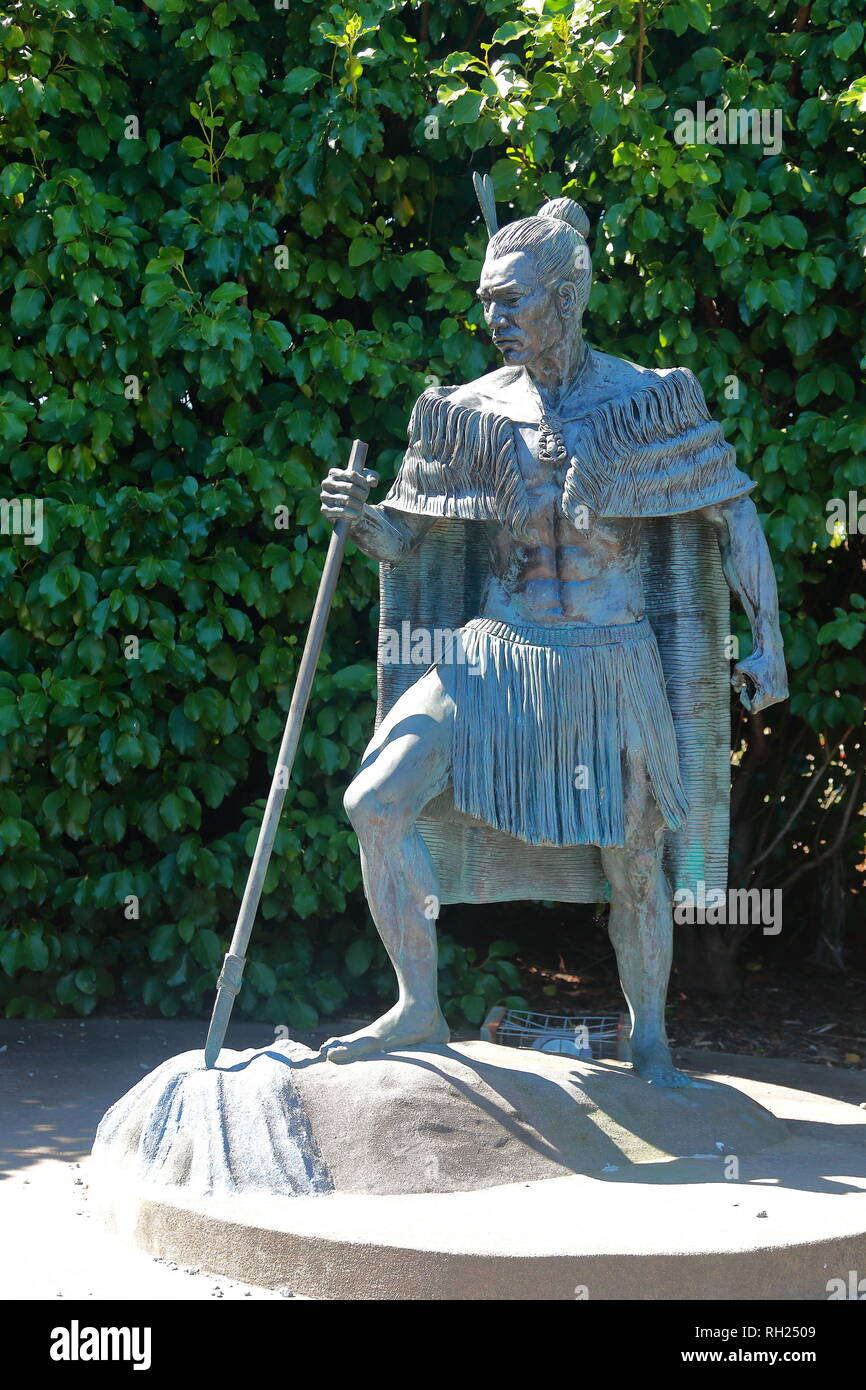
[375,350,753,905]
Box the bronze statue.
[319,187,788,1085]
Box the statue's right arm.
[348,504,434,563]
[320,464,433,564]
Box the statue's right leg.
[319,663,456,1064]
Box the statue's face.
[477,249,579,366]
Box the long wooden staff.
[204,439,369,1067]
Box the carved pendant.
[537,412,569,465]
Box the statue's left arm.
[698,494,789,714]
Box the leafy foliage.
[0,0,863,1016]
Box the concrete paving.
[2,1017,865,1300]
[0,1018,310,1301]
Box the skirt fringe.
[449,617,689,848]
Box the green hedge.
[0,0,863,1019]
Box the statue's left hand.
[731,648,788,714]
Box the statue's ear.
[557,280,578,316]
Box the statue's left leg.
[600,756,692,1088]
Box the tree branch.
[749,726,853,870]
[635,4,646,91]
[770,766,864,893]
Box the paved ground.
[0,1018,310,1301]
[2,1017,864,1300]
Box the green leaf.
[487,939,518,959]
[142,276,176,308]
[73,270,103,305]
[491,21,531,44]
[212,556,242,593]
[0,162,35,195]
[149,923,177,963]
[590,100,619,136]
[79,124,109,160]
[348,237,377,267]
[203,238,232,278]
[38,566,79,606]
[115,733,143,764]
[440,52,481,75]
[168,706,198,753]
[160,793,185,830]
[104,805,126,842]
[0,629,28,667]
[22,933,49,971]
[210,282,247,304]
[408,249,445,274]
[331,663,373,691]
[207,643,237,681]
[11,289,45,326]
[691,47,722,71]
[779,215,807,251]
[150,306,180,355]
[491,959,522,990]
[248,961,278,996]
[284,999,319,1030]
[284,68,321,94]
[833,21,864,60]
[191,929,223,971]
[195,614,222,650]
[74,967,98,996]
[346,939,373,977]
[448,90,485,125]
[817,617,865,650]
[460,994,486,1024]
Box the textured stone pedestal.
[91,1041,866,1300]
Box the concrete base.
[94,1149,866,1301]
[90,1043,866,1300]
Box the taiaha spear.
[204,438,370,1068]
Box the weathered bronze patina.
[320,189,787,1085]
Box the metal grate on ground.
[481,1006,630,1061]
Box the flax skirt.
[448,616,689,849]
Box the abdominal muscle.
[479,512,646,627]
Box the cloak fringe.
[563,368,741,518]
[384,370,751,530]
[385,388,532,538]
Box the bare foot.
[631,1040,694,1088]
[319,1003,450,1064]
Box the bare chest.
[512,428,634,554]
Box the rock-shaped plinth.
[93,1040,787,1198]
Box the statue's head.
[477,197,592,368]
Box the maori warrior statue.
[319,183,788,1086]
